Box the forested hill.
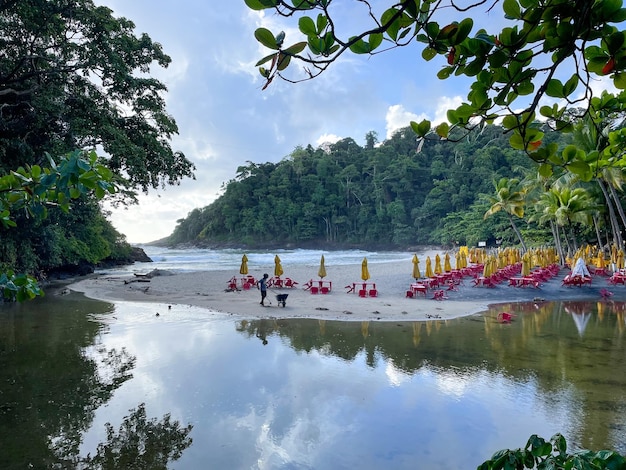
[167,125,562,249]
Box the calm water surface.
[1,291,625,469]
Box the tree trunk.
[593,214,604,249]
[608,183,626,243]
[551,221,565,265]
[597,178,623,248]
[508,214,527,251]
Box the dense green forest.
[0,1,193,286]
[169,124,584,250]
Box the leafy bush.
[478,434,626,470]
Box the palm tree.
[532,183,600,260]
[484,177,528,250]
[571,105,626,248]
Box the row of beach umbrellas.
[238,254,371,281]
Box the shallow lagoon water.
[2,292,625,469]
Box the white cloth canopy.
[571,257,591,277]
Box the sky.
[93,1,609,244]
[89,0,481,243]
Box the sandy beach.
[68,248,624,322]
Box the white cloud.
[434,96,464,125]
[385,97,463,140]
[385,104,427,139]
[316,133,342,146]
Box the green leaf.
[276,53,291,71]
[452,18,473,44]
[538,163,553,177]
[381,8,401,41]
[255,53,277,67]
[614,72,626,89]
[369,33,383,51]
[516,79,534,96]
[283,42,307,55]
[299,16,317,36]
[291,0,316,9]
[509,133,525,150]
[562,145,579,163]
[502,115,519,130]
[489,49,509,68]
[568,161,592,181]
[254,28,279,50]
[316,13,328,33]
[437,66,453,79]
[464,56,486,76]
[422,47,437,61]
[503,0,521,19]
[545,79,564,98]
[435,122,449,138]
[244,0,277,10]
[349,37,371,54]
[411,119,431,137]
[563,74,579,97]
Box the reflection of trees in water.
[68,403,193,469]
[0,295,193,468]
[236,301,626,453]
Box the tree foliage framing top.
[247,0,626,181]
[0,0,195,193]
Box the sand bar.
[69,249,620,322]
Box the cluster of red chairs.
[268,277,298,288]
[304,279,332,294]
[509,264,560,288]
[472,263,521,288]
[406,265,482,299]
[358,288,377,297]
[227,275,257,290]
[562,274,592,287]
[608,271,626,285]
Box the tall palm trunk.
[597,178,623,248]
[609,184,626,239]
[593,214,604,249]
[550,221,565,265]
[508,214,527,251]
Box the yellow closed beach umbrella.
[412,254,421,280]
[361,257,370,281]
[522,252,531,276]
[274,255,283,278]
[596,250,606,269]
[239,254,248,275]
[434,254,442,274]
[318,255,327,279]
[618,250,625,270]
[425,256,434,278]
[483,256,494,278]
[444,253,452,272]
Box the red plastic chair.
[497,312,514,323]
[358,289,367,297]
[369,289,378,297]
[321,287,330,294]
[310,286,319,294]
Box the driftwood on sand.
[125,268,174,284]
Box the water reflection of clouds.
[385,360,412,386]
[82,303,587,469]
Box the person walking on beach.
[258,273,269,306]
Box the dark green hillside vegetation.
[169,125,574,249]
[0,0,194,299]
